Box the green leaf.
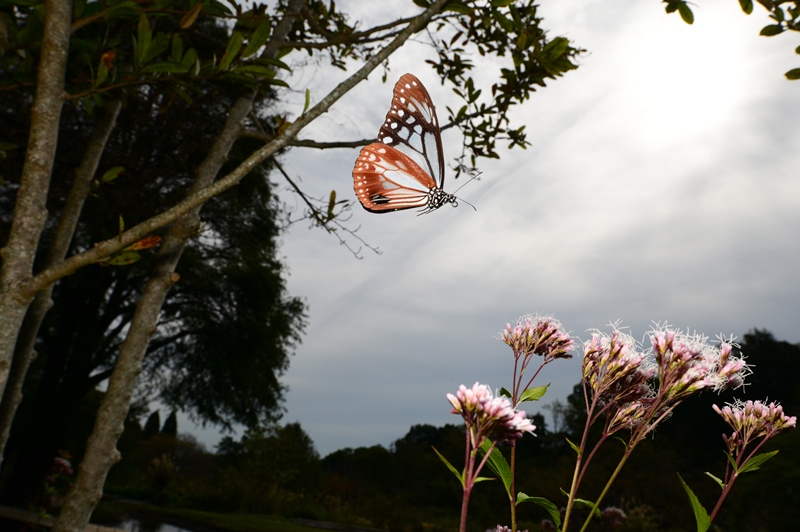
[251,56,291,71]
[492,9,514,32]
[83,95,94,116]
[241,22,272,58]
[517,494,561,526]
[738,0,753,14]
[230,65,276,76]
[566,437,581,457]
[143,33,169,64]
[760,24,783,36]
[786,68,800,80]
[574,498,601,517]
[444,3,472,14]
[678,2,694,24]
[479,438,512,498]
[118,215,125,234]
[95,57,109,87]
[519,384,549,403]
[704,471,725,490]
[136,14,151,67]
[678,473,711,532]
[101,166,125,183]
[413,0,431,7]
[171,84,194,105]
[498,386,512,399]
[326,189,336,219]
[543,37,569,59]
[432,446,464,487]
[140,61,188,74]
[107,250,141,266]
[171,35,183,62]
[181,48,198,71]
[491,0,514,7]
[219,31,244,71]
[795,45,800,55]
[303,88,311,114]
[738,450,779,474]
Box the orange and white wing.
[353,143,437,213]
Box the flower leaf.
[479,438,512,498]
[704,471,725,490]
[678,473,711,532]
[519,384,549,403]
[738,450,779,474]
[432,446,464,488]
[565,437,581,457]
[517,493,561,526]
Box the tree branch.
[20,0,451,302]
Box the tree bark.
[0,0,71,399]
[0,100,123,466]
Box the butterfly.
[353,73,462,214]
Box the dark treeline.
[10,329,797,532]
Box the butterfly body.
[353,74,459,214]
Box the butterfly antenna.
[457,197,477,211]
[452,172,482,195]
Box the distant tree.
[160,411,177,438]
[143,411,161,440]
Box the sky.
[183,0,800,457]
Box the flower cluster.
[652,328,748,401]
[713,399,797,456]
[582,329,655,404]
[501,315,574,363]
[582,325,750,435]
[448,383,536,446]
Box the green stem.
[510,441,517,531]
[577,449,632,532]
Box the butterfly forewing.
[376,74,446,189]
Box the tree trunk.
[0,100,123,466]
[0,0,71,399]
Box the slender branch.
[239,128,373,149]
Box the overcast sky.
[183,0,800,456]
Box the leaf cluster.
[422,0,583,175]
[663,0,800,80]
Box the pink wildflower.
[448,383,536,447]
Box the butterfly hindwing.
[353,143,436,212]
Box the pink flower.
[501,315,574,363]
[713,399,796,453]
[448,383,536,447]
